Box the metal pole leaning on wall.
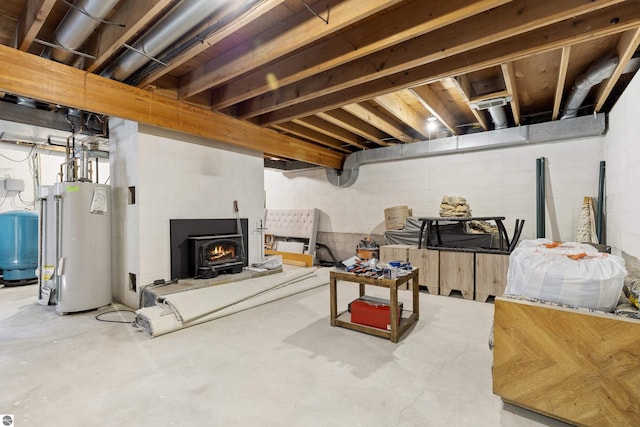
[536,157,546,238]
[596,160,605,243]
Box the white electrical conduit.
[134,268,328,338]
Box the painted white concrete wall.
[109,118,139,306]
[0,120,109,216]
[605,70,640,260]
[0,143,110,215]
[265,137,604,243]
[110,120,265,307]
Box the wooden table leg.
[390,282,399,343]
[412,274,419,319]
[359,283,365,297]
[330,275,337,326]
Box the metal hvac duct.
[488,105,508,130]
[471,97,510,130]
[101,0,224,82]
[561,56,640,120]
[326,114,606,187]
[46,0,120,63]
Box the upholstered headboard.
[264,208,319,259]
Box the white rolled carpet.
[134,268,327,338]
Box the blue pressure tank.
[0,210,39,281]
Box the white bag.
[505,239,627,312]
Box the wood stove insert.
[188,234,244,279]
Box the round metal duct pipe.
[48,0,120,63]
[488,105,508,129]
[102,0,223,81]
[561,56,640,120]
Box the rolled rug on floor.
[134,268,328,338]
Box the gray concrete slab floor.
[0,267,569,427]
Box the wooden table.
[329,268,419,343]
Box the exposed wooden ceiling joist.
[83,0,174,73]
[595,26,640,112]
[342,103,408,144]
[207,0,509,110]
[448,76,490,130]
[374,90,430,139]
[316,109,390,147]
[294,116,368,150]
[501,62,521,126]
[552,46,572,121]
[177,0,404,100]
[257,1,640,126]
[243,0,624,123]
[17,0,55,51]
[1,0,639,170]
[409,85,459,136]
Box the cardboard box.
[349,296,403,331]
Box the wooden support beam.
[0,45,343,169]
[257,1,640,125]
[595,26,640,112]
[17,0,56,51]
[178,0,404,100]
[501,62,521,126]
[552,46,571,120]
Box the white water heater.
[38,181,111,314]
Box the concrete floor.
[1,267,569,427]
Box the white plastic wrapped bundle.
[505,239,627,311]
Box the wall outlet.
[4,178,25,192]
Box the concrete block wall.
[110,120,266,308]
[265,136,604,255]
[605,69,640,261]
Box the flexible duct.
[326,114,606,187]
[101,0,223,81]
[45,0,120,64]
[561,56,640,120]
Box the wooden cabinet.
[439,251,475,300]
[379,244,414,262]
[475,252,509,302]
[408,248,439,295]
[380,244,414,290]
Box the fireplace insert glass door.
[188,234,244,278]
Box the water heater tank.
[0,210,39,282]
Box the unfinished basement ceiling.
[0,0,639,170]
